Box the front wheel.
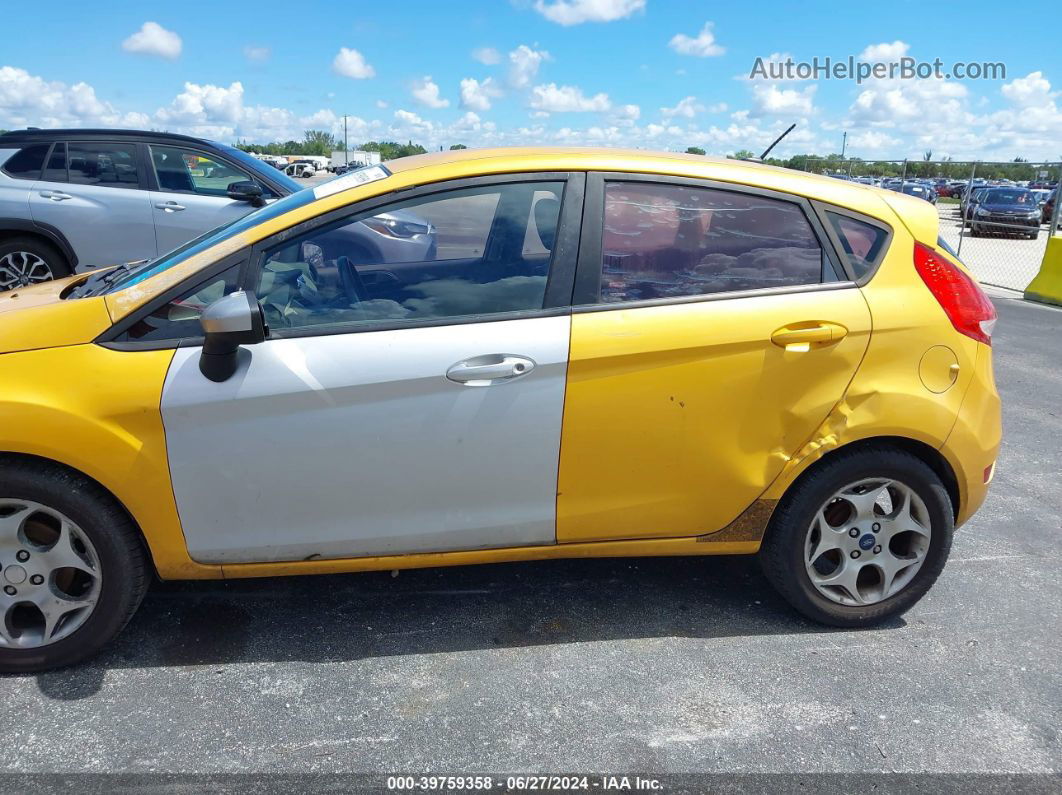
[759,447,953,627]
[0,237,70,291]
[0,461,149,672]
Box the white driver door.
[158,177,574,564]
[160,317,569,563]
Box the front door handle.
[154,201,186,212]
[446,354,536,386]
[771,322,849,351]
[39,190,72,201]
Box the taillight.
[912,242,997,346]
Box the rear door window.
[596,181,834,303]
[67,142,140,188]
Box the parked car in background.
[1039,188,1058,225]
[1030,188,1052,211]
[0,129,302,289]
[893,182,936,204]
[0,129,435,292]
[969,187,1041,238]
[961,186,992,225]
[0,148,1000,671]
[283,161,317,179]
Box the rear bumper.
[942,343,1002,527]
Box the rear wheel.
[0,461,149,672]
[0,237,70,291]
[759,447,953,627]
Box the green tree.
[728,149,756,160]
[450,143,468,150]
[361,140,428,160]
[685,146,706,155]
[303,130,336,156]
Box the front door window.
[256,180,564,331]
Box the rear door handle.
[446,354,536,386]
[771,322,849,350]
[39,190,72,201]
[154,201,186,212]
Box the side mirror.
[198,291,267,383]
[227,180,266,207]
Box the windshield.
[102,188,317,293]
[984,189,1035,205]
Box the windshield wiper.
[69,259,150,299]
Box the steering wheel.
[337,255,369,303]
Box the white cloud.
[156,81,244,126]
[668,22,725,58]
[751,83,817,116]
[148,79,361,142]
[859,41,910,61]
[529,83,611,112]
[411,76,449,109]
[453,111,486,133]
[332,47,375,79]
[661,96,704,118]
[243,45,270,63]
[376,99,389,109]
[1001,71,1055,108]
[122,22,182,60]
[472,47,501,65]
[849,77,965,123]
[614,103,640,121]
[0,66,150,129]
[707,102,728,113]
[533,0,645,26]
[509,45,550,89]
[847,130,901,151]
[460,77,503,111]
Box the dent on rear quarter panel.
[758,202,979,508]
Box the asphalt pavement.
[0,290,1059,784]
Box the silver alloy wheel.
[0,499,101,649]
[804,478,932,606]
[0,251,54,290]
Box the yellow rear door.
[556,175,872,543]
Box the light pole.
[343,115,349,166]
[841,131,847,160]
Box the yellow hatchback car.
[0,148,1000,671]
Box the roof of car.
[0,128,224,147]
[384,146,918,210]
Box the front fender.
[0,344,220,579]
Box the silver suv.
[0,129,308,290]
[0,129,438,292]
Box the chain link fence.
[793,157,1061,292]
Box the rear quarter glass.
[826,213,889,279]
[1,144,49,179]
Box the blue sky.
[2,0,1060,159]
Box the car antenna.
[754,123,797,161]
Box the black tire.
[0,236,70,291]
[0,460,149,672]
[759,446,953,628]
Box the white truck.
[330,150,383,172]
